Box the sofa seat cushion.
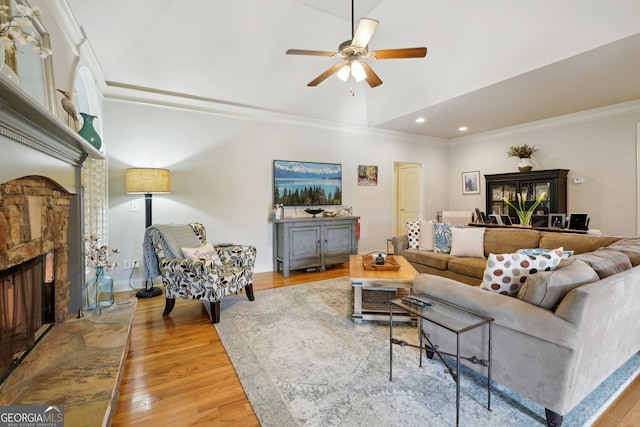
[483,228,541,257]
[539,233,621,255]
[574,249,632,278]
[517,259,599,309]
[448,257,487,279]
[481,248,564,296]
[401,249,454,270]
[605,237,640,266]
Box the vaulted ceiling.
[64,0,640,138]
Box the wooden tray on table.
[362,254,402,271]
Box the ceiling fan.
[286,0,427,89]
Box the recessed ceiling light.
[458,126,468,132]
[415,117,425,124]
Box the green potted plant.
[507,144,539,172]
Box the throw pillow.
[181,243,222,265]
[481,247,564,296]
[419,220,436,251]
[450,227,485,258]
[433,223,466,254]
[406,220,422,249]
[517,248,574,258]
[517,259,599,309]
[574,249,632,279]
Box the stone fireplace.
[0,176,73,380]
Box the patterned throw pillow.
[406,221,422,249]
[433,223,466,254]
[481,247,564,295]
[517,248,574,258]
[182,243,223,266]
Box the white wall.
[104,90,449,290]
[448,102,640,236]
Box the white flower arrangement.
[0,4,52,58]
[83,234,119,270]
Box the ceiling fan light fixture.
[351,60,367,82]
[336,64,351,81]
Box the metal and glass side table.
[389,295,494,427]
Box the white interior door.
[395,163,421,235]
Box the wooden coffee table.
[350,254,419,322]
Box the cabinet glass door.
[489,183,516,216]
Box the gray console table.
[272,216,359,277]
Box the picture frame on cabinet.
[531,214,548,228]
[488,214,501,224]
[500,215,513,225]
[568,213,589,231]
[462,171,480,195]
[549,214,566,228]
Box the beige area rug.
[216,278,640,426]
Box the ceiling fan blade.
[286,49,336,57]
[368,47,427,59]
[351,18,379,48]
[307,63,345,86]
[361,62,383,88]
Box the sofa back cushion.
[483,228,541,257]
[605,237,640,266]
[539,232,620,254]
[517,259,599,309]
[574,249,632,279]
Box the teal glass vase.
[84,267,114,310]
[78,113,102,150]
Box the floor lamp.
[125,168,170,299]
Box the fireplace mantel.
[0,75,104,192]
[0,74,104,317]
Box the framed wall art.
[358,165,378,186]
[273,160,342,206]
[462,171,480,195]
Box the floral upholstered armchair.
[143,223,256,324]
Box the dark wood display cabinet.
[485,169,569,225]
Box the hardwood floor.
[113,263,639,426]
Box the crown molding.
[103,81,449,148]
[449,99,640,145]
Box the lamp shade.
[125,168,170,194]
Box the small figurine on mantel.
[56,89,78,131]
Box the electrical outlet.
[123,259,132,269]
[132,259,140,268]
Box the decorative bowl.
[304,208,324,218]
[323,211,337,217]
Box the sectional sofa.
[392,226,640,426]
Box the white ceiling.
[63,0,640,139]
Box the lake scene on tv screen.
[274,160,342,206]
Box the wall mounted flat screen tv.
[273,160,342,206]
